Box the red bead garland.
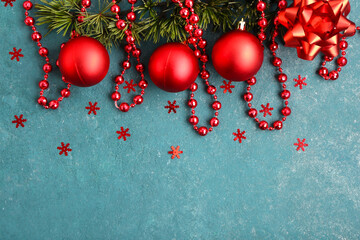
[243,0,291,131]
[111,0,147,112]
[172,0,221,136]
[23,0,73,109]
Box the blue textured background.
[1,1,360,239]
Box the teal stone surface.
[1,1,360,239]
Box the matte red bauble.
[148,43,199,92]
[212,30,264,82]
[58,36,110,87]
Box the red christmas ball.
[148,43,199,92]
[58,36,110,87]
[212,30,264,82]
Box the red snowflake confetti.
[220,80,235,94]
[168,146,183,159]
[123,79,137,93]
[164,100,179,113]
[9,48,24,61]
[259,103,274,117]
[294,138,308,152]
[85,102,100,115]
[294,75,307,89]
[116,127,130,141]
[2,0,15,7]
[12,114,27,128]
[57,142,72,156]
[233,129,246,143]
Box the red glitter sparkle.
[57,142,72,156]
[12,114,27,128]
[294,138,308,151]
[164,100,179,113]
[259,103,274,117]
[85,102,100,115]
[2,0,15,7]
[294,75,307,89]
[233,129,246,143]
[123,79,137,93]
[168,146,183,159]
[220,80,235,94]
[9,48,24,61]
[116,127,130,141]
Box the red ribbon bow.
[278,0,356,61]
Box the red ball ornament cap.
[58,36,110,87]
[212,29,264,82]
[148,43,200,92]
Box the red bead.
[200,70,210,79]
[38,47,48,57]
[209,117,219,127]
[278,0,287,9]
[256,1,266,11]
[248,108,258,118]
[194,29,203,37]
[278,73,287,83]
[39,80,49,90]
[61,89,71,98]
[194,49,201,58]
[24,16,34,26]
[329,70,339,80]
[319,67,328,77]
[43,63,52,73]
[339,40,348,50]
[111,91,121,101]
[122,60,131,69]
[82,0,91,8]
[259,121,269,130]
[189,115,199,125]
[273,57,282,67]
[128,0,137,3]
[127,12,136,22]
[247,77,256,85]
[207,85,216,95]
[200,54,208,63]
[136,63,144,72]
[189,14,199,24]
[126,36,135,44]
[243,92,253,102]
[212,101,221,110]
[198,126,208,136]
[132,49,141,57]
[281,106,291,116]
[23,0,33,10]
[37,96,47,106]
[190,83,198,92]
[325,56,334,62]
[198,39,207,48]
[138,80,148,89]
[114,75,124,84]
[110,4,120,13]
[269,43,278,51]
[119,102,130,112]
[133,95,143,105]
[188,99,197,108]
[180,8,190,18]
[273,121,283,130]
[280,90,291,100]
[337,57,347,67]
[31,32,42,42]
[185,0,193,7]
[258,32,266,41]
[116,19,126,30]
[49,100,59,109]
[184,24,193,32]
[258,18,268,28]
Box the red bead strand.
[243,0,290,131]
[111,0,147,112]
[172,0,220,136]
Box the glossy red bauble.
[212,30,264,82]
[148,43,200,92]
[58,36,110,87]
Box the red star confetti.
[116,127,130,141]
[164,100,179,114]
[57,142,72,156]
[123,79,137,93]
[9,48,23,61]
[2,0,15,7]
[259,103,273,117]
[294,138,308,152]
[85,102,100,115]
[220,80,235,94]
[12,114,27,128]
[168,146,183,159]
[294,75,307,89]
[233,129,246,143]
